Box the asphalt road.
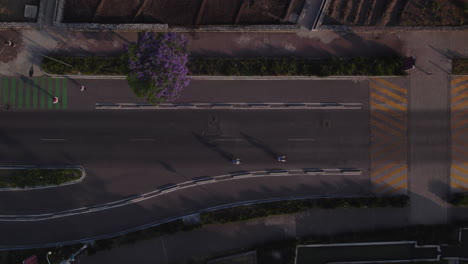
[0,108,369,246]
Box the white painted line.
[40,139,66,141]
[288,138,316,142]
[129,139,155,142]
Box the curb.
[0,168,362,222]
[0,193,382,250]
[41,73,404,80]
[0,166,86,191]
[95,102,363,110]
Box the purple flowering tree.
[126,32,190,104]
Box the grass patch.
[0,168,82,188]
[200,196,409,224]
[41,56,406,76]
[452,58,468,75]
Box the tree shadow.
[240,132,280,159]
[192,132,235,162]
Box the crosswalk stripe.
[62,79,67,109]
[374,165,407,183]
[371,160,404,177]
[372,148,406,167]
[40,78,46,108]
[452,92,467,103]
[371,92,406,111]
[453,164,468,175]
[453,119,468,129]
[25,79,30,108]
[452,109,468,121]
[375,174,407,193]
[452,83,468,94]
[383,182,407,195]
[452,171,468,184]
[17,79,22,108]
[371,119,402,136]
[3,78,8,104]
[371,102,405,121]
[48,78,53,109]
[452,77,468,86]
[33,79,38,108]
[370,82,407,103]
[372,111,406,131]
[372,78,407,94]
[453,100,468,111]
[372,142,405,160]
[10,78,15,107]
[451,181,468,191]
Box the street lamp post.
[46,251,52,264]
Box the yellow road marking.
[371,92,407,111]
[452,127,468,139]
[452,110,468,121]
[370,82,407,103]
[372,143,406,160]
[374,165,407,183]
[452,172,468,184]
[371,103,406,121]
[452,164,468,175]
[453,146,468,159]
[371,119,403,136]
[372,111,406,131]
[452,83,468,94]
[383,182,408,195]
[451,181,468,191]
[453,100,468,111]
[375,174,407,193]
[451,77,468,86]
[372,149,406,167]
[371,160,404,177]
[452,92,467,103]
[372,78,407,94]
[452,119,468,129]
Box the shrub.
[451,193,468,206]
[453,58,468,75]
[125,32,190,104]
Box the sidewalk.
[79,207,409,264]
[0,29,407,77]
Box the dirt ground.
[323,0,467,26]
[62,0,305,25]
[0,29,23,63]
[0,0,39,22]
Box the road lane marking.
[451,92,467,103]
[451,181,468,191]
[40,139,67,141]
[372,111,406,131]
[452,172,468,184]
[375,174,407,193]
[382,182,407,195]
[453,100,468,111]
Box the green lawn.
[0,168,82,188]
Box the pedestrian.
[4,40,12,46]
[52,97,59,104]
[80,85,86,92]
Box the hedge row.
[41,55,128,75]
[451,193,468,206]
[453,58,468,75]
[200,196,409,224]
[0,168,82,188]
[41,56,406,76]
[188,57,405,76]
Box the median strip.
[0,166,85,190]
